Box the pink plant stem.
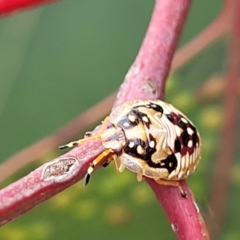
[0,0,58,16]
[172,0,232,70]
[0,0,209,239]
[114,0,190,107]
[147,179,209,239]
[0,141,105,225]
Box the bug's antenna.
[59,118,110,150]
[58,134,103,150]
[59,141,79,149]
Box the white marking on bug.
[175,126,182,136]
[188,140,193,148]
[181,155,186,172]
[185,154,190,170]
[194,149,198,163]
[163,108,170,114]
[128,115,136,122]
[189,152,193,166]
[181,117,188,124]
[137,145,144,154]
[123,121,130,127]
[168,169,176,179]
[128,141,135,148]
[149,141,155,148]
[175,152,181,162]
[142,116,149,123]
[178,170,184,179]
[187,127,194,135]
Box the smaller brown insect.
[60,100,201,197]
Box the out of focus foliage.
[2,1,240,240]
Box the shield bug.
[59,100,201,196]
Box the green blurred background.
[2,0,240,239]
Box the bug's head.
[101,122,126,153]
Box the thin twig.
[0,0,59,16]
[206,0,240,238]
[171,0,231,70]
[0,140,105,225]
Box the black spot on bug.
[118,108,151,129]
[135,102,163,114]
[163,154,178,173]
[177,119,187,130]
[181,130,190,146]
[124,135,156,161]
[174,138,181,152]
[118,115,139,129]
[166,114,174,123]
[132,109,151,128]
[148,102,164,113]
[148,154,177,173]
[192,131,199,146]
[124,139,145,159]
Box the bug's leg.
[83,148,114,186]
[59,117,110,149]
[136,173,143,182]
[154,179,187,198]
[102,161,110,167]
[113,156,125,172]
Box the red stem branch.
[0,141,105,225]
[0,0,58,16]
[114,0,189,107]
[172,0,231,70]
[0,0,209,239]
[147,179,209,239]
[206,0,240,238]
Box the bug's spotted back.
[106,100,201,182]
